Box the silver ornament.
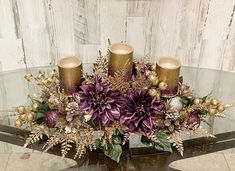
[169,96,183,111]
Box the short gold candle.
[58,56,83,94]
[156,57,181,97]
[108,43,133,81]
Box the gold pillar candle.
[156,57,181,97]
[58,56,83,94]
[108,43,133,81]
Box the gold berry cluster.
[14,105,36,127]
[203,98,233,115]
[146,64,168,98]
[24,69,58,89]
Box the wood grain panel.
[99,0,127,52]
[16,0,51,68]
[0,0,16,38]
[0,0,235,73]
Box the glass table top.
[0,65,235,171]
[1,64,235,133]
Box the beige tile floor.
[170,148,235,171]
[0,152,76,171]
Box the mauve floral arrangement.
[13,53,233,163]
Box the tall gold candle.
[156,57,181,97]
[58,56,83,94]
[108,43,133,80]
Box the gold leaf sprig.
[168,133,184,156]
[24,125,49,148]
[61,138,73,158]
[47,87,69,113]
[93,50,108,78]
[42,128,95,159]
[106,70,131,92]
[185,127,215,138]
[42,134,61,152]
[132,64,151,90]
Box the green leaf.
[141,135,151,145]
[112,135,122,145]
[151,132,172,153]
[32,99,49,113]
[111,129,125,145]
[38,103,49,113]
[180,98,189,106]
[35,112,45,124]
[195,109,208,115]
[180,97,194,107]
[95,139,102,149]
[114,129,124,136]
[103,144,122,163]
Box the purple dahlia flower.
[79,76,124,128]
[120,90,165,136]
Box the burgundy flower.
[44,110,60,128]
[187,111,201,127]
[79,76,124,128]
[120,90,165,136]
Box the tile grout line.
[4,153,12,171]
[222,153,231,171]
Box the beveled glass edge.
[1,64,235,75]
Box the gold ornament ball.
[211,99,219,106]
[217,105,225,112]
[19,114,26,121]
[32,103,39,111]
[17,106,25,114]
[158,82,168,90]
[14,119,22,127]
[151,64,156,71]
[147,75,158,84]
[194,98,201,105]
[152,78,159,86]
[148,88,158,97]
[209,108,217,115]
[27,113,34,122]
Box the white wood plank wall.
[0,0,235,71]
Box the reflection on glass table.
[0,65,235,171]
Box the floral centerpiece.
[14,47,233,163]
